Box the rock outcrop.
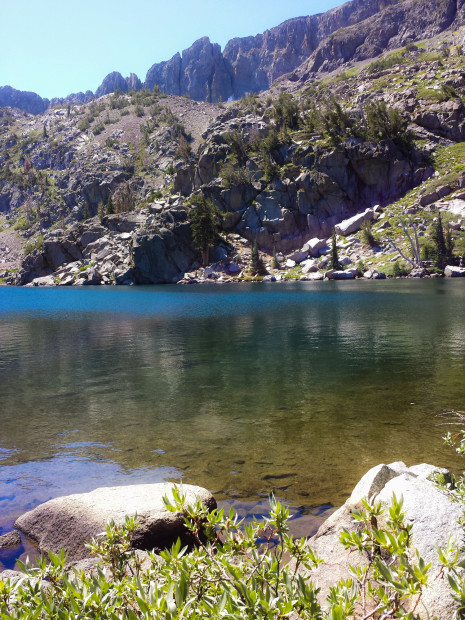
[297,462,463,620]
[0,85,48,115]
[15,483,216,564]
[184,120,432,252]
[289,0,463,83]
[95,72,130,98]
[3,0,465,112]
[0,531,21,548]
[49,91,94,108]
[143,0,465,102]
[19,205,201,286]
[445,264,465,276]
[145,37,232,102]
[131,219,197,284]
[95,71,143,98]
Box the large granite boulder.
[298,462,463,619]
[445,265,465,277]
[334,208,376,236]
[15,483,216,564]
[131,221,197,284]
[330,269,356,280]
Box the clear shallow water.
[1,280,465,561]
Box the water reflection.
[0,280,465,533]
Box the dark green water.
[1,280,465,550]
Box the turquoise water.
[1,280,465,559]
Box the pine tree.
[106,195,114,215]
[432,214,447,269]
[97,201,105,221]
[271,246,279,270]
[250,240,260,274]
[191,195,220,267]
[250,239,265,275]
[445,223,455,265]
[329,229,341,270]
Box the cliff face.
[0,86,49,115]
[145,37,232,101]
[291,0,461,81]
[3,0,465,113]
[222,0,400,98]
[131,0,465,100]
[95,71,143,98]
[144,0,399,101]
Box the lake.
[1,280,465,564]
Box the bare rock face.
[146,37,232,102]
[126,72,142,92]
[131,219,197,284]
[49,91,94,107]
[15,483,216,564]
[95,71,142,98]
[293,0,460,80]
[95,72,130,98]
[0,85,48,115]
[0,530,21,548]
[181,37,232,102]
[297,462,463,620]
[144,0,395,102]
[145,53,183,96]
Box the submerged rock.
[15,483,216,564]
[0,530,21,548]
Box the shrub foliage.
[3,483,465,618]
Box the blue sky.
[2,1,342,99]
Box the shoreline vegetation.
[1,457,465,618]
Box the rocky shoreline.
[1,462,462,617]
[2,203,463,287]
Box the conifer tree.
[432,214,447,269]
[271,246,279,270]
[329,229,341,270]
[445,223,455,265]
[106,195,114,215]
[250,239,265,275]
[191,195,220,267]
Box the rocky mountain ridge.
[4,0,465,115]
[286,0,465,87]
[2,9,465,286]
